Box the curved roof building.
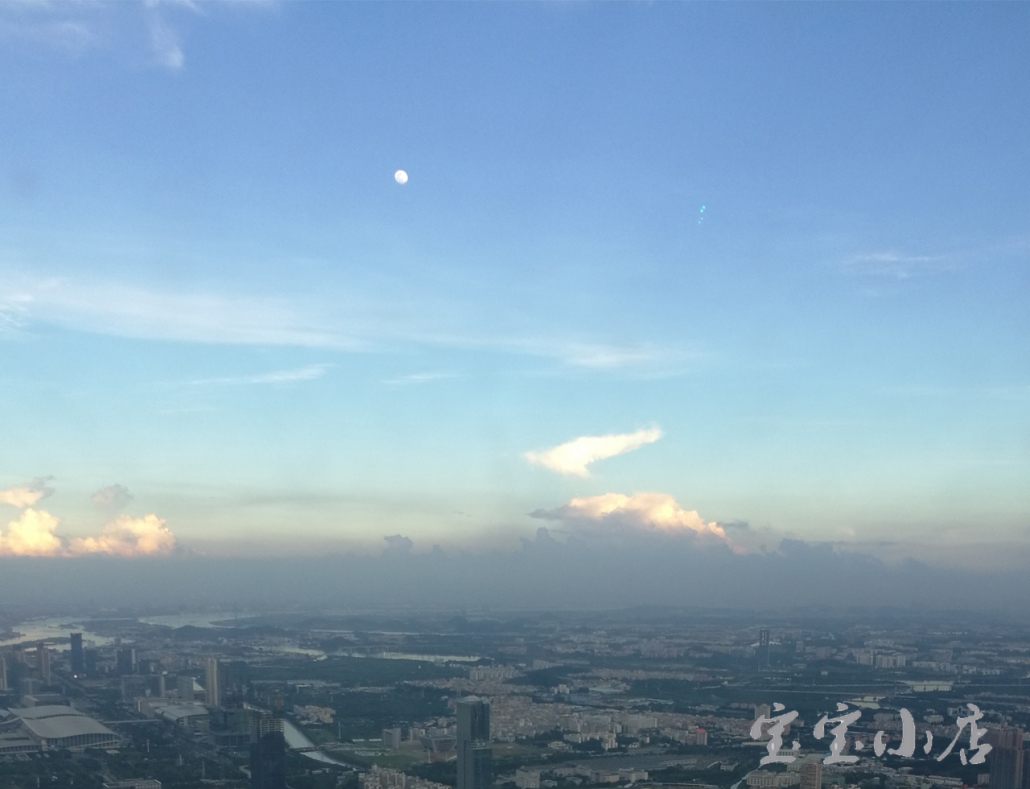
[1,705,120,751]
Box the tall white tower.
[205,657,221,706]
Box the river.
[0,611,326,658]
[281,718,355,767]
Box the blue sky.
[0,2,1027,565]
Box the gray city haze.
[2,530,1029,614]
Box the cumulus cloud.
[91,484,133,512]
[0,509,64,556]
[1,484,176,557]
[524,427,662,477]
[383,534,414,555]
[69,514,176,557]
[0,479,54,508]
[533,491,728,543]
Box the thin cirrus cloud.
[187,364,331,386]
[532,491,729,544]
[840,251,951,279]
[9,279,364,350]
[382,371,457,386]
[0,482,176,558]
[0,1,267,70]
[146,13,184,71]
[5,277,694,375]
[524,427,662,477]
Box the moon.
[394,170,408,184]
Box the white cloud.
[3,276,699,377]
[147,14,184,70]
[841,251,950,279]
[1,484,176,557]
[535,491,728,543]
[10,278,363,349]
[382,371,457,386]
[498,337,700,375]
[554,343,664,370]
[188,364,331,386]
[0,508,64,556]
[69,514,176,557]
[91,484,133,511]
[0,1,269,70]
[0,292,31,334]
[525,427,662,477]
[0,479,53,508]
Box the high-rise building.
[37,642,51,683]
[800,761,823,789]
[0,653,7,691]
[178,674,196,700]
[84,649,97,677]
[70,633,85,676]
[758,629,771,665]
[117,648,137,675]
[457,699,492,789]
[205,658,221,707]
[986,728,1024,789]
[251,715,286,789]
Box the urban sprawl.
[1,611,1029,789]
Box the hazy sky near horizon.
[1,3,1028,565]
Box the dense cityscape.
[2,609,1029,789]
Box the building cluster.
[748,760,824,789]
[513,765,650,788]
[3,611,1030,789]
[360,765,452,789]
[294,704,335,725]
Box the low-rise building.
[152,702,210,734]
[0,705,120,751]
[748,771,800,788]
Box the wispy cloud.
[525,427,662,477]
[840,251,952,279]
[8,279,364,349]
[882,383,1030,400]
[187,364,331,386]
[0,15,96,54]
[382,371,457,386]
[3,276,700,376]
[541,343,665,370]
[146,11,184,70]
[0,292,31,334]
[0,0,264,71]
[500,338,700,375]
